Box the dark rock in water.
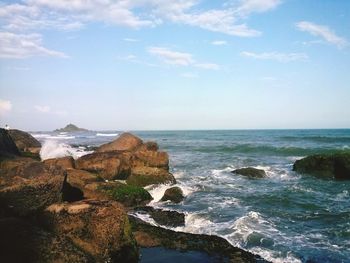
[0,128,20,157]
[161,187,184,203]
[55,123,88,132]
[293,153,350,180]
[43,156,75,169]
[42,200,139,263]
[8,129,41,155]
[127,166,176,187]
[0,217,93,263]
[96,132,143,152]
[129,216,268,263]
[232,167,266,179]
[134,206,185,227]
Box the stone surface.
[137,141,159,152]
[8,129,41,155]
[42,200,138,262]
[160,187,184,203]
[232,167,266,179]
[127,166,176,187]
[75,151,132,180]
[129,216,268,263]
[293,152,350,180]
[96,132,143,152]
[43,156,75,169]
[0,128,20,157]
[134,206,185,227]
[133,150,169,169]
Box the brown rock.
[0,128,20,157]
[136,141,159,152]
[127,166,176,187]
[42,200,139,262]
[96,132,143,152]
[75,151,132,180]
[8,129,41,154]
[134,231,160,247]
[66,169,102,189]
[133,150,169,169]
[160,187,184,203]
[43,156,75,169]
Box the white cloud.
[241,51,308,62]
[148,46,220,70]
[0,99,12,115]
[211,40,228,46]
[123,38,139,42]
[35,105,51,113]
[296,21,348,48]
[0,32,68,59]
[148,47,194,66]
[235,0,281,16]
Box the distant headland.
[54,124,88,132]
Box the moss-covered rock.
[293,152,350,180]
[134,206,185,227]
[127,167,176,187]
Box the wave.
[280,135,350,143]
[40,140,93,160]
[96,133,119,137]
[195,144,350,156]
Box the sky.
[0,0,349,131]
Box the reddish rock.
[137,141,159,152]
[133,150,169,169]
[96,132,143,152]
[43,156,75,169]
[42,200,138,262]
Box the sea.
[32,129,350,263]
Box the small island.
[55,124,88,132]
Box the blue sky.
[0,0,349,131]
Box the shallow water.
[32,129,350,263]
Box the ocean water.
[32,129,350,263]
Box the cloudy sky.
[0,0,349,131]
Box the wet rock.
[75,151,132,180]
[160,187,184,203]
[129,216,268,263]
[293,153,350,180]
[8,129,41,156]
[43,156,75,169]
[96,132,143,152]
[0,217,93,263]
[127,166,176,187]
[232,167,266,179]
[134,206,185,227]
[42,200,139,262]
[0,128,20,157]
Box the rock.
[66,169,102,189]
[75,151,132,180]
[129,216,268,263]
[127,166,176,187]
[160,187,184,203]
[232,167,266,178]
[0,217,93,263]
[137,141,159,152]
[133,150,169,169]
[98,182,152,207]
[42,200,139,262]
[0,158,82,216]
[0,128,20,157]
[43,156,75,169]
[55,123,88,132]
[8,129,41,155]
[96,132,143,152]
[134,206,185,227]
[293,152,350,180]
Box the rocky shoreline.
[0,128,268,262]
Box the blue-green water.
[33,129,350,263]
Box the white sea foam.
[96,133,119,137]
[146,182,196,204]
[174,213,216,234]
[250,247,302,263]
[40,140,92,160]
[31,133,51,138]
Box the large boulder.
[0,128,20,157]
[8,129,41,155]
[231,167,266,179]
[75,151,132,180]
[42,200,139,262]
[0,217,93,262]
[96,132,143,152]
[136,141,159,152]
[293,152,350,180]
[43,156,75,169]
[127,166,176,187]
[133,150,169,169]
[160,187,184,203]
